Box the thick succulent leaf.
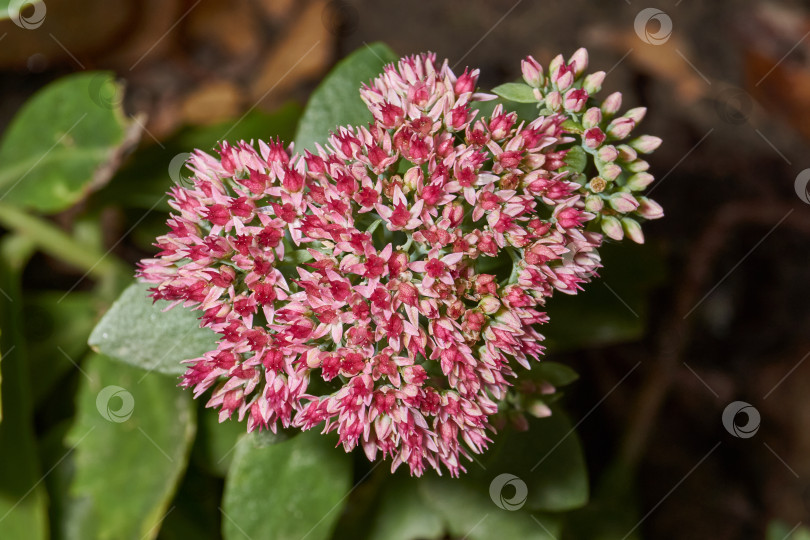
[468,407,589,512]
[492,82,538,103]
[88,282,218,375]
[420,475,562,540]
[192,404,292,477]
[0,72,138,213]
[563,463,642,540]
[65,355,196,540]
[368,475,444,540]
[294,42,398,152]
[222,430,352,540]
[543,242,667,351]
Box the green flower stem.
[0,202,129,280]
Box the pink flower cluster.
[138,50,662,476]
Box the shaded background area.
[2,0,810,538]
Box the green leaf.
[153,462,223,540]
[563,463,641,540]
[0,236,48,540]
[527,361,580,387]
[88,282,218,375]
[469,407,589,512]
[563,145,588,173]
[368,475,444,540]
[193,404,260,477]
[543,242,667,351]
[767,521,810,540]
[419,475,561,540]
[492,82,538,104]
[222,429,352,540]
[65,354,196,540]
[96,102,302,214]
[0,72,138,213]
[24,291,98,405]
[472,98,540,124]
[294,42,398,153]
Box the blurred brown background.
[2,0,810,538]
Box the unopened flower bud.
[597,145,618,162]
[616,144,637,162]
[602,91,622,115]
[479,295,501,314]
[528,401,552,418]
[403,166,421,192]
[601,215,623,240]
[584,127,605,148]
[454,68,476,94]
[601,162,622,181]
[626,172,654,190]
[545,90,562,111]
[609,192,639,213]
[564,89,588,112]
[555,69,574,91]
[521,56,544,88]
[549,54,564,76]
[569,48,589,77]
[621,217,645,244]
[630,135,662,154]
[627,159,650,172]
[607,117,635,139]
[637,196,664,219]
[585,193,604,210]
[583,70,606,94]
[582,107,602,129]
[624,107,647,123]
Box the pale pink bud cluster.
[138,51,660,477]
[519,49,663,244]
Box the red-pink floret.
[138,53,602,477]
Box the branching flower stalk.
[138,49,663,476]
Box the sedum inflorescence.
[138,49,662,476]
